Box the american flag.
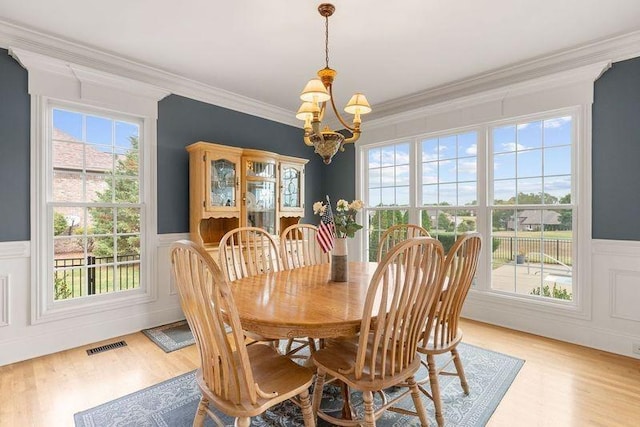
[316,198,335,253]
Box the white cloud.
[465,144,477,155]
[458,159,477,175]
[544,116,571,129]
[502,142,526,151]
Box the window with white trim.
[365,141,411,261]
[419,131,479,248]
[490,116,574,300]
[51,106,143,300]
[360,112,576,303]
[12,48,167,324]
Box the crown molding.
[0,19,298,127]
[366,30,640,122]
[362,61,611,131]
[9,48,171,101]
[1,18,639,130]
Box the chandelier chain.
[324,15,329,68]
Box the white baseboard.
[0,306,185,366]
[462,299,640,359]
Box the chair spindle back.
[356,237,445,381]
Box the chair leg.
[362,390,376,427]
[285,338,295,354]
[312,369,326,416]
[235,417,251,427]
[427,354,444,427]
[192,396,208,427]
[407,376,429,426]
[299,388,316,427]
[451,347,469,395]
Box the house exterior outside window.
[51,108,143,301]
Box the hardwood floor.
[1,319,638,426]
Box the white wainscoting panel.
[157,233,189,296]
[0,275,8,327]
[609,270,640,322]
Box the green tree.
[507,192,558,205]
[421,212,432,231]
[492,210,512,230]
[367,209,408,261]
[557,194,572,230]
[90,137,140,257]
[54,212,69,236]
[457,219,475,232]
[438,213,454,231]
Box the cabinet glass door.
[246,181,276,234]
[210,159,237,208]
[281,166,301,209]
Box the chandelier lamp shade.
[296,3,372,164]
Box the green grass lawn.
[54,263,140,299]
[492,230,572,239]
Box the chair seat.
[312,335,422,392]
[198,343,314,418]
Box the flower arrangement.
[313,198,364,238]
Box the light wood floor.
[1,319,639,427]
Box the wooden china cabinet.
[186,141,308,260]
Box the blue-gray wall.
[157,94,325,233]
[592,56,640,240]
[0,50,30,242]
[4,46,640,242]
[323,141,356,205]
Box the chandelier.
[296,3,372,164]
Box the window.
[365,142,411,261]
[51,107,143,301]
[360,113,576,304]
[12,49,168,324]
[490,116,574,301]
[420,131,478,247]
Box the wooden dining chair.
[416,232,482,427]
[280,223,330,356]
[311,237,445,426]
[377,224,430,262]
[218,226,282,282]
[280,223,330,270]
[170,240,316,427]
[219,226,282,346]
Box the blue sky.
[368,116,572,207]
[53,108,139,152]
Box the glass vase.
[331,237,348,282]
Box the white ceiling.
[2,0,640,119]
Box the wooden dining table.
[228,260,390,421]
[228,261,380,340]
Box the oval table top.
[229,261,380,340]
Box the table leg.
[341,382,354,420]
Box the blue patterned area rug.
[141,320,196,353]
[74,343,523,426]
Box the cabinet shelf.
[187,141,308,259]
